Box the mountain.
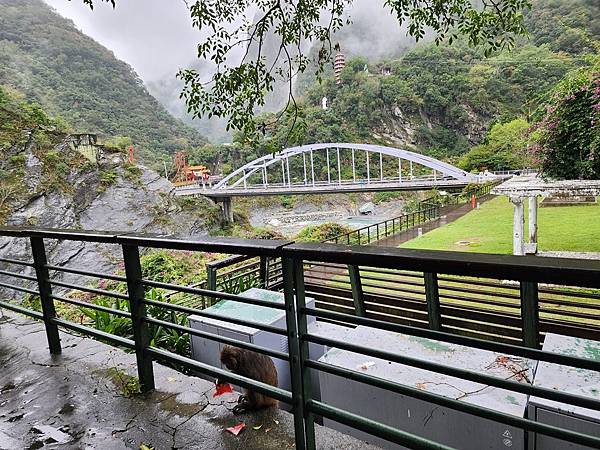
[0,0,207,166]
[239,0,599,165]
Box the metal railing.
[487,169,537,176]
[324,206,440,245]
[303,263,600,345]
[1,227,600,449]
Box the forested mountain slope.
[239,0,599,165]
[0,0,207,165]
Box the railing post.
[30,236,61,354]
[207,265,217,291]
[348,265,366,317]
[424,272,442,331]
[259,256,269,288]
[282,257,309,449]
[293,258,316,449]
[520,281,540,348]
[122,244,155,392]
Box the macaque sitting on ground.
[218,345,278,414]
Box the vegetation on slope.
[183,0,598,178]
[0,85,223,232]
[253,43,576,156]
[531,58,600,179]
[459,119,532,171]
[0,85,84,222]
[0,0,207,166]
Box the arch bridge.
[174,143,483,221]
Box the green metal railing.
[324,205,440,245]
[302,262,600,346]
[1,227,600,449]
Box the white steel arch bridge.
[174,143,488,221]
[175,143,481,200]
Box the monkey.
[218,345,278,414]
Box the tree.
[459,118,531,171]
[531,57,600,179]
[80,0,531,141]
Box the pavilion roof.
[492,174,600,197]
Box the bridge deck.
[175,178,471,198]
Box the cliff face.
[0,135,222,296]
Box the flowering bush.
[532,60,600,179]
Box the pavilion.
[492,174,600,255]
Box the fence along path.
[303,263,600,347]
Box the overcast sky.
[43,0,410,85]
[43,0,202,82]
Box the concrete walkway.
[0,312,377,450]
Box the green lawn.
[400,196,600,254]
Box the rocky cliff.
[0,131,221,297]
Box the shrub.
[246,227,286,240]
[459,119,531,172]
[280,195,296,209]
[296,222,354,242]
[9,154,26,165]
[373,191,404,204]
[55,162,69,175]
[99,170,118,186]
[124,164,142,178]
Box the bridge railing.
[487,168,537,176]
[174,174,463,193]
[1,228,600,449]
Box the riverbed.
[237,192,414,237]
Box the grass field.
[400,196,600,254]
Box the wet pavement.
[0,312,378,449]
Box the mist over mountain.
[41,0,427,143]
[13,0,600,152]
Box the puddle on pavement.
[158,393,206,417]
[58,403,76,415]
[28,425,73,448]
[1,382,16,394]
